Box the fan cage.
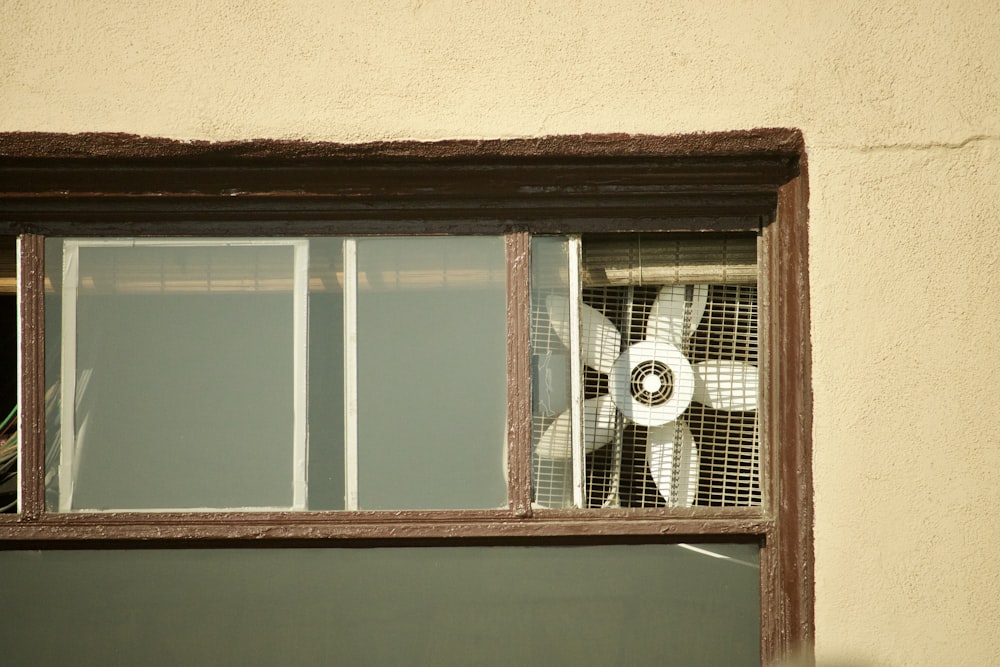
[531,238,760,509]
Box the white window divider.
[567,236,585,508]
[342,238,359,511]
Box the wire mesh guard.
[532,282,759,509]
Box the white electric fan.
[535,284,758,507]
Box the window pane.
[531,236,574,507]
[533,234,760,509]
[306,239,346,510]
[1,543,760,666]
[354,237,507,509]
[44,236,508,512]
[44,239,304,511]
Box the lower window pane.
[1,543,760,666]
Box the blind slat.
[582,234,757,286]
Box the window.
[0,131,812,665]
[531,233,761,510]
[44,236,508,512]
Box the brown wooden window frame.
[0,130,813,665]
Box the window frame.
[0,130,813,664]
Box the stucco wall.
[4,2,999,665]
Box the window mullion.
[343,238,359,511]
[567,235,585,508]
[17,234,45,519]
[57,241,79,511]
[505,231,532,514]
[291,241,309,510]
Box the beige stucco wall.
[4,2,999,664]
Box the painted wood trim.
[505,231,532,516]
[16,234,44,519]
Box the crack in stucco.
[818,134,1000,153]
[536,94,601,134]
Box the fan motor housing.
[608,339,695,427]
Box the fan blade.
[646,284,708,346]
[545,294,621,374]
[692,360,759,411]
[534,395,616,459]
[647,420,699,507]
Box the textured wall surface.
[4,1,1000,665]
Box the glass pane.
[531,236,574,508]
[355,237,507,509]
[1,543,760,666]
[534,234,760,510]
[306,239,345,510]
[44,239,303,511]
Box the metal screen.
[531,235,760,509]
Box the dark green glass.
[1,543,760,666]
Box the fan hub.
[631,360,673,406]
[609,339,695,427]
